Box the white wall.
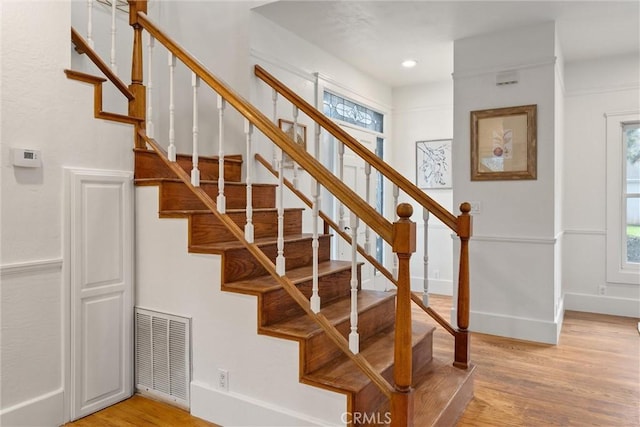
[392,81,455,295]
[452,22,563,344]
[562,54,640,316]
[146,1,260,159]
[1,0,133,424]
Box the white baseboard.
[452,308,561,344]
[190,382,341,427]
[411,277,453,296]
[564,293,640,318]
[0,388,64,427]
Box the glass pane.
[624,122,640,194]
[627,196,640,263]
[323,91,383,133]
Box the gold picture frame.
[470,104,537,181]
[278,119,307,167]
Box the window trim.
[606,111,640,285]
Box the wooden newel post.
[454,202,472,369]
[391,203,416,427]
[128,0,147,149]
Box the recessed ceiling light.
[402,59,417,68]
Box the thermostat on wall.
[12,148,42,168]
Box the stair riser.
[160,181,276,211]
[218,235,332,283]
[304,296,396,374]
[431,374,474,427]
[135,149,242,181]
[259,268,355,326]
[189,210,303,245]
[354,333,434,421]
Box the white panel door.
[335,127,387,291]
[67,169,133,420]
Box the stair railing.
[68,2,471,424]
[254,64,472,370]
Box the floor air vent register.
[135,307,191,408]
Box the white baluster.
[244,120,254,243]
[423,208,430,306]
[292,106,300,189]
[217,95,226,213]
[310,123,322,313]
[338,142,346,230]
[191,73,200,186]
[87,0,94,49]
[110,0,117,73]
[167,53,176,162]
[364,162,372,254]
[276,146,286,276]
[272,89,278,169]
[392,184,399,280]
[146,35,154,139]
[349,213,360,354]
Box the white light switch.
[12,148,42,168]
[469,201,481,214]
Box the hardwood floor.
[427,295,640,427]
[64,395,218,427]
[66,295,639,426]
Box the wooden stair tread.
[190,233,330,252]
[261,290,395,339]
[159,207,304,216]
[223,260,353,294]
[412,359,476,426]
[304,319,435,393]
[134,177,275,188]
[134,148,243,163]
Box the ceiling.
[254,1,640,88]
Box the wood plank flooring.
[65,295,639,426]
[427,295,640,427]
[63,395,218,427]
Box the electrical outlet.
[598,285,606,295]
[218,369,229,391]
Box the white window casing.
[605,111,640,285]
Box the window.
[323,91,384,133]
[624,122,640,264]
[606,112,640,284]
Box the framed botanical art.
[416,139,452,189]
[470,104,537,181]
[278,119,307,167]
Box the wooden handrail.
[256,153,458,337]
[254,64,460,233]
[71,27,135,101]
[140,131,395,399]
[136,11,394,244]
[64,69,142,125]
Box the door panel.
[67,169,133,420]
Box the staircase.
[68,2,476,424]
[134,148,474,426]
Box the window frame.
[606,111,640,285]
